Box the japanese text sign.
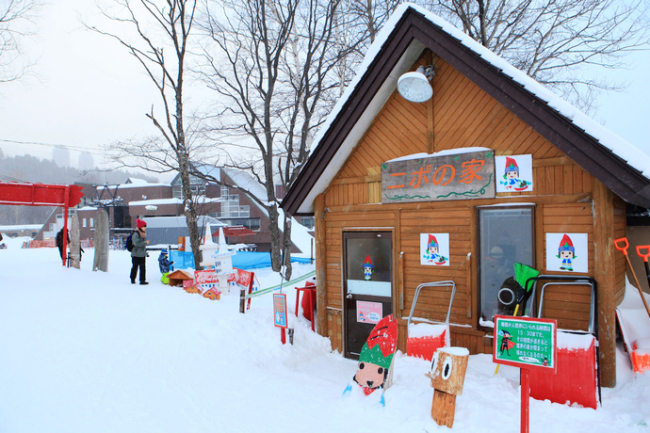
[493,315,557,372]
[273,294,288,328]
[381,150,495,203]
[194,270,218,285]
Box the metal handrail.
[407,280,456,328]
[536,280,596,334]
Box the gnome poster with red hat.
[545,233,588,273]
[495,155,533,192]
[420,233,449,266]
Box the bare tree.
[89,0,206,269]
[418,0,649,109]
[0,0,38,84]
[196,0,364,279]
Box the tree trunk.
[282,213,293,281]
[70,214,81,269]
[178,160,203,271]
[268,204,282,272]
[93,209,110,272]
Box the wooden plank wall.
[613,196,628,304]
[321,52,620,359]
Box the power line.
[0,138,111,155]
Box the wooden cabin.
[281,5,650,388]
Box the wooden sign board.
[381,150,495,203]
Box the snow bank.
[0,244,648,432]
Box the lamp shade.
[397,66,433,103]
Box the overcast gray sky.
[0,1,648,178]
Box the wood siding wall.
[319,53,624,372]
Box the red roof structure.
[0,182,84,266]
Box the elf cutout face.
[354,362,388,390]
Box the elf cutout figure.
[557,234,576,271]
[363,255,373,280]
[422,234,447,265]
[343,315,398,406]
[500,157,530,191]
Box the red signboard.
[195,269,218,285]
[0,182,83,207]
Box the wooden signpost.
[493,315,557,433]
[381,149,495,203]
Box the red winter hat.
[505,157,519,172]
[136,218,147,228]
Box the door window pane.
[479,207,534,323]
[345,236,391,297]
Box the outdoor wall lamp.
[397,65,435,103]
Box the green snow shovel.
[494,263,539,375]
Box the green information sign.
[493,315,557,372]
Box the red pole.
[281,328,286,344]
[62,186,70,267]
[521,369,530,433]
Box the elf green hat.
[359,341,394,369]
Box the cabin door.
[342,231,393,359]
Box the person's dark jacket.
[55,229,70,248]
[158,252,172,273]
[131,230,147,258]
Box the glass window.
[345,234,392,297]
[478,207,534,324]
[83,218,87,228]
[90,218,94,228]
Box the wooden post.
[593,180,616,387]
[314,194,328,337]
[431,390,456,428]
[426,348,469,428]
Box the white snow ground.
[0,236,648,433]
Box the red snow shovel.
[634,245,650,318]
[614,238,650,318]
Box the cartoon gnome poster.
[545,233,588,273]
[420,233,450,266]
[495,155,533,193]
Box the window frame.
[476,204,536,329]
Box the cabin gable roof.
[281,4,650,214]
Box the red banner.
[195,269,218,285]
[233,268,254,289]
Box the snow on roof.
[142,215,225,229]
[128,197,222,206]
[297,3,650,214]
[125,178,149,185]
[96,183,171,191]
[222,168,269,207]
[386,147,492,163]
[0,224,43,232]
[404,3,650,178]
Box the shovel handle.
[636,245,650,263]
[615,237,629,255]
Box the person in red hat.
[556,234,576,271]
[130,218,150,284]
